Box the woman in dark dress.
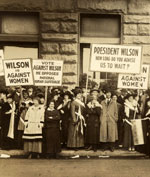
[58,91,72,147]
[86,95,101,151]
[1,94,15,149]
[45,101,61,158]
[143,99,150,157]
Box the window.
[80,14,121,88]
[0,12,39,76]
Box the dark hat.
[51,91,59,97]
[0,89,8,95]
[105,88,112,94]
[125,94,133,100]
[7,94,13,99]
[37,93,45,98]
[90,88,99,94]
[63,91,73,98]
[73,88,82,97]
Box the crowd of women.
[0,85,150,158]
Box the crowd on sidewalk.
[0,85,150,159]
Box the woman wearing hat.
[86,95,102,151]
[22,96,45,158]
[123,94,137,151]
[67,89,86,151]
[1,94,15,149]
[45,101,61,158]
[57,91,72,147]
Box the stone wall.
[40,12,79,88]
[0,0,150,87]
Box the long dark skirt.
[86,124,100,145]
[45,127,61,154]
[61,120,69,144]
[123,122,134,148]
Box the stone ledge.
[123,36,150,44]
[41,42,59,54]
[42,33,78,43]
[60,43,78,55]
[60,22,78,33]
[138,24,150,36]
[124,15,150,24]
[128,0,150,15]
[42,22,60,33]
[41,54,77,63]
[124,24,137,35]
[0,149,145,158]
[42,13,78,22]
[77,0,127,13]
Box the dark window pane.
[80,14,120,38]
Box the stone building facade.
[0,0,150,88]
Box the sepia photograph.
[0,0,150,177]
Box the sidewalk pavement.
[0,149,146,158]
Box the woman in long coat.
[67,89,86,150]
[57,91,72,147]
[86,95,101,151]
[45,101,61,158]
[100,91,118,151]
[22,97,45,158]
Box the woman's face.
[33,99,39,106]
[7,98,13,104]
[64,95,69,100]
[23,92,28,99]
[49,102,55,110]
[147,101,150,107]
[76,93,82,100]
[112,95,117,102]
[128,96,133,102]
[40,98,45,104]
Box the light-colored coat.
[23,105,45,139]
[100,99,118,142]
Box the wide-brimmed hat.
[90,88,99,94]
[73,88,82,97]
[62,91,73,98]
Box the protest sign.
[90,44,142,74]
[3,59,34,86]
[0,50,4,76]
[118,65,149,89]
[32,60,63,86]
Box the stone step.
[0,149,146,158]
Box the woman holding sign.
[23,96,45,159]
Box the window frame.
[79,12,123,86]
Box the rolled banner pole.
[7,101,16,139]
[85,72,89,104]
[44,86,48,106]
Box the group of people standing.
[0,86,150,158]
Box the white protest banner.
[118,65,149,89]
[3,59,34,86]
[32,60,63,86]
[0,50,4,76]
[90,44,142,74]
